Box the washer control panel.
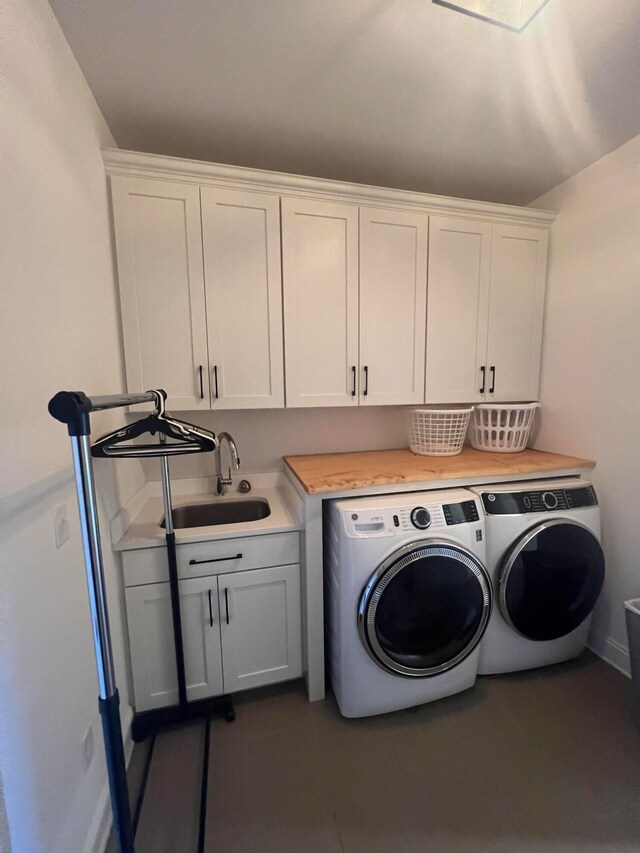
[443,499,480,525]
[343,496,481,538]
[481,485,597,515]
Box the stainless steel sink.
[161,498,271,529]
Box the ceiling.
[49,0,640,205]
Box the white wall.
[531,133,640,675]
[0,1,145,851]
[142,406,410,480]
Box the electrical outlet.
[52,502,70,549]
[83,726,95,770]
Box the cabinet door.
[359,207,428,406]
[218,564,302,693]
[125,577,223,712]
[110,177,210,410]
[201,188,284,409]
[425,216,492,403]
[281,198,359,407]
[486,225,548,402]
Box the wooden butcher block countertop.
[284,447,595,495]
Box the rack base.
[131,695,235,742]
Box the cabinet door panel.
[281,198,359,407]
[425,216,492,403]
[111,177,209,410]
[201,188,284,409]
[487,225,548,401]
[219,564,302,693]
[359,208,428,406]
[126,577,223,712]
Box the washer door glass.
[359,543,491,677]
[500,521,605,641]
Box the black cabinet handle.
[198,365,204,399]
[489,365,496,394]
[363,365,369,397]
[224,588,229,625]
[213,365,219,400]
[479,365,486,394]
[351,365,356,397]
[207,589,213,627]
[189,553,242,566]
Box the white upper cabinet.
[201,188,284,409]
[359,208,428,406]
[425,218,548,403]
[426,216,492,403]
[486,225,548,402]
[281,198,359,407]
[107,154,553,412]
[111,177,210,410]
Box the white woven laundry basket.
[408,407,473,456]
[469,403,539,453]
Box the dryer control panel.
[481,485,597,515]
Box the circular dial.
[542,491,559,510]
[410,507,431,529]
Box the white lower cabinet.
[218,564,302,693]
[125,563,302,712]
[126,576,223,712]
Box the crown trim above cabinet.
[104,148,556,229]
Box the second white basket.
[469,403,540,453]
[408,407,473,456]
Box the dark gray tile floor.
[108,652,640,852]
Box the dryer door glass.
[359,543,491,677]
[500,521,605,641]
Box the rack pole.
[159,442,188,707]
[68,426,134,853]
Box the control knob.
[542,491,559,510]
[410,507,431,530]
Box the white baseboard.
[588,634,631,678]
[84,704,135,853]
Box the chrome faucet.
[215,432,240,496]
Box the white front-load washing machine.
[470,478,605,675]
[324,488,492,718]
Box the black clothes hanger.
[91,389,217,458]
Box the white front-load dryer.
[470,478,605,675]
[324,488,491,718]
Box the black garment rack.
[48,389,235,853]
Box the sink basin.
[161,498,271,529]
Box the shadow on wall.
[0,767,11,853]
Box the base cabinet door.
[126,577,223,712]
[218,564,302,693]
